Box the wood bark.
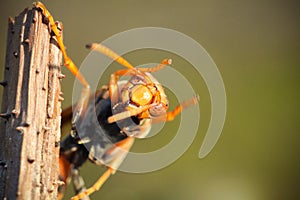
[0,6,63,200]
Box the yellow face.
[130,85,153,106]
[119,72,169,118]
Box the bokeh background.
[0,0,299,200]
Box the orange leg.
[34,2,90,119]
[108,73,120,106]
[71,168,113,200]
[71,137,135,200]
[153,96,199,123]
[34,2,89,88]
[108,104,155,123]
[108,68,136,106]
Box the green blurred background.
[0,0,299,200]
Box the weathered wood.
[0,6,63,200]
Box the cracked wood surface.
[0,6,63,200]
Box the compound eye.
[165,102,169,108]
[149,104,166,117]
[130,85,153,106]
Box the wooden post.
[0,6,63,199]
